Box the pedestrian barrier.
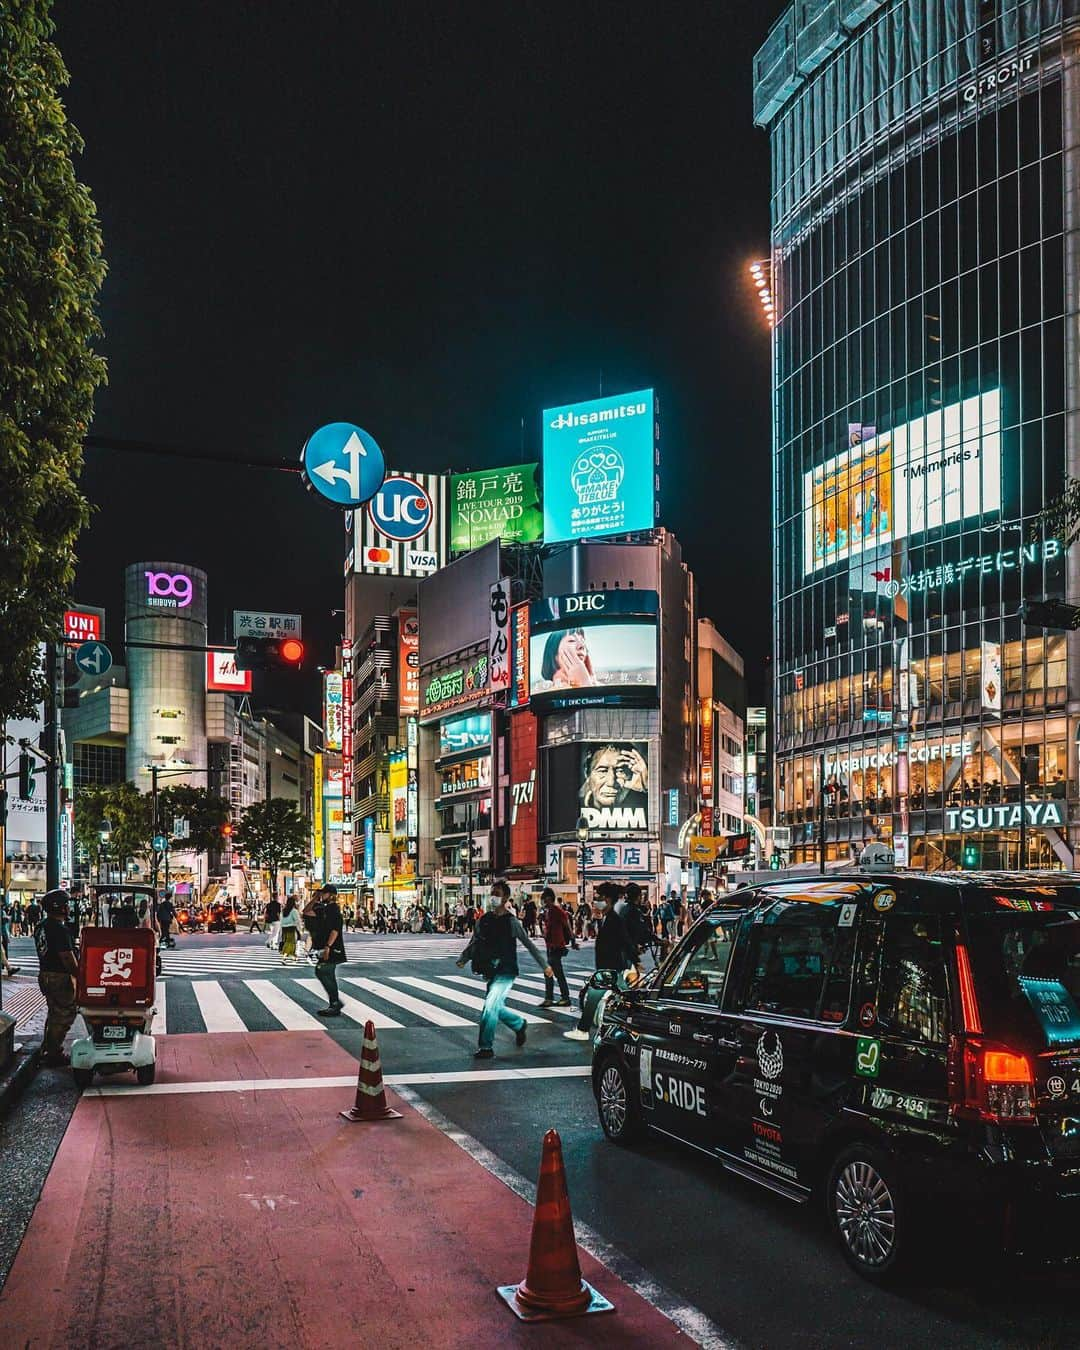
[340,1020,403,1122]
[497,1128,614,1321]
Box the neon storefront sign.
[884,539,1061,598]
[145,571,193,608]
[825,739,973,777]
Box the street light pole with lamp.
[576,815,590,918]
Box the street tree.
[157,785,231,854]
[0,0,107,721]
[233,798,309,900]
[1033,481,1080,550]
[73,782,153,873]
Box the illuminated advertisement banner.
[803,390,1002,574]
[206,650,253,693]
[313,754,324,862]
[353,471,447,577]
[439,712,492,757]
[422,656,488,718]
[489,579,511,693]
[510,710,539,867]
[542,389,656,544]
[398,610,419,717]
[509,602,530,708]
[389,751,408,848]
[323,672,343,750]
[545,740,651,835]
[341,639,353,873]
[439,755,492,798]
[450,464,542,553]
[528,589,658,709]
[700,699,714,804]
[64,609,101,642]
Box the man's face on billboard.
[587,748,622,806]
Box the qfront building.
[755,1,1080,869]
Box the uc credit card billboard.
[542,389,656,544]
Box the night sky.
[54,1,785,711]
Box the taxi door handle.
[692,1032,714,1044]
[714,1037,740,1050]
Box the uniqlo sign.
[64,610,101,642]
[206,651,253,693]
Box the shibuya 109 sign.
[145,571,193,608]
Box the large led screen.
[529,624,656,702]
[545,740,651,834]
[542,389,656,544]
[802,390,1002,574]
[450,464,542,553]
[439,712,492,757]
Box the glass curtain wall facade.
[755,1,1080,870]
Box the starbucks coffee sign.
[946,801,1064,832]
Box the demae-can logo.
[145,571,193,608]
[368,477,434,541]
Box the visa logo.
[408,550,438,570]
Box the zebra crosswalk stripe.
[342,976,471,1028]
[291,979,403,1029]
[193,980,245,1034]
[393,975,549,1024]
[244,979,325,1031]
[155,981,168,1034]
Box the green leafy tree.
[234,798,309,900]
[157,785,231,854]
[74,782,153,871]
[0,0,107,721]
[1033,482,1080,550]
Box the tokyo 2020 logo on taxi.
[367,477,434,541]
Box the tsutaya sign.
[946,801,1065,832]
[826,739,973,778]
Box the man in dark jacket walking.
[539,887,573,1007]
[565,882,632,1041]
[303,886,347,1015]
[457,880,551,1059]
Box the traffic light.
[769,853,782,870]
[221,822,234,841]
[962,841,980,869]
[18,752,35,799]
[234,636,305,671]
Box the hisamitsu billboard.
[542,389,656,544]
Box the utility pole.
[45,642,61,891]
[150,764,160,894]
[466,806,474,911]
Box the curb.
[0,1047,38,1120]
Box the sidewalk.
[0,1032,692,1348]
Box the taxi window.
[739,902,855,1022]
[662,917,738,1006]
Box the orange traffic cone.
[497,1129,614,1321]
[340,1020,402,1122]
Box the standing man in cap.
[303,885,347,1016]
[35,889,79,1066]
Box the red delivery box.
[78,928,156,1008]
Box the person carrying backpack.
[457,879,552,1060]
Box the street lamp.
[576,815,590,916]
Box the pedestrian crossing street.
[154,969,590,1036]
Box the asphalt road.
[3,931,1078,1346]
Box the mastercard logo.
[366,547,392,564]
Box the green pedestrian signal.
[962,842,979,869]
[18,751,35,799]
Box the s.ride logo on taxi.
[653,1073,706,1117]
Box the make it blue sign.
[363,816,375,881]
[542,389,656,545]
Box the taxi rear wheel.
[596,1057,642,1145]
[826,1144,908,1282]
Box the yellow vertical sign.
[313,752,324,862]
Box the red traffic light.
[221,822,234,838]
[280,638,304,664]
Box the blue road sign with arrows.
[301,422,386,508]
[74,641,112,677]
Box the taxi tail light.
[949,1037,1036,1123]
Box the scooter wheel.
[136,1063,156,1086]
[73,1067,93,1091]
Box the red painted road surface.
[1,1033,692,1348]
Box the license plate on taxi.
[103,1024,130,1041]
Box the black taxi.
[591,872,1080,1280]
